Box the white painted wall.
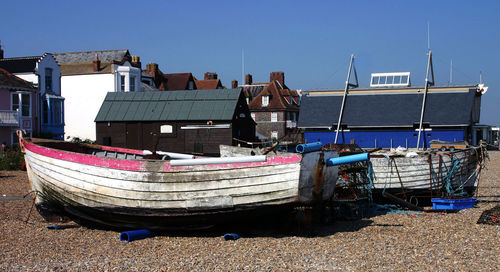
[14,73,38,85]
[61,73,114,140]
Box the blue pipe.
[327,153,370,166]
[296,142,323,153]
[120,229,155,242]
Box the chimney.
[231,80,238,89]
[131,56,141,68]
[245,74,252,85]
[146,63,159,75]
[0,42,3,59]
[93,54,101,72]
[204,72,218,80]
[270,72,284,87]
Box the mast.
[334,54,358,144]
[416,50,435,149]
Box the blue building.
[298,85,487,148]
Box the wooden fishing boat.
[369,147,485,203]
[19,134,338,230]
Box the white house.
[0,50,64,140]
[53,50,142,140]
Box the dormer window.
[130,76,136,92]
[45,68,53,91]
[188,80,194,90]
[262,96,269,107]
[120,75,125,91]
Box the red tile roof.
[248,81,299,111]
[0,68,36,91]
[163,73,195,90]
[195,79,223,90]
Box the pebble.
[1,152,499,271]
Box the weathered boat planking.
[20,137,338,230]
[369,147,483,199]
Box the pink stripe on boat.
[23,141,144,171]
[23,140,303,172]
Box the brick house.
[239,72,300,141]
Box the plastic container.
[431,198,477,210]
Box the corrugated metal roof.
[95,89,243,122]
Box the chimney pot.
[93,54,101,72]
[131,56,141,68]
[245,74,252,85]
[204,72,217,80]
[270,71,285,86]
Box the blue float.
[120,229,155,242]
[296,142,323,153]
[224,233,241,240]
[326,153,370,166]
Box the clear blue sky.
[2,0,499,125]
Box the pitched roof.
[163,73,195,90]
[248,81,299,111]
[298,87,479,128]
[58,62,114,75]
[0,56,40,73]
[0,68,36,91]
[195,79,223,89]
[95,88,243,122]
[53,49,130,64]
[53,50,131,76]
[242,84,266,99]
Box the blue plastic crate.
[431,198,477,210]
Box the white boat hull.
[21,139,338,229]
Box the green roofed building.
[95,88,256,155]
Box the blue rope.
[365,162,374,202]
[443,158,467,197]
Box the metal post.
[417,51,434,150]
[335,54,355,144]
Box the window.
[160,125,173,134]
[43,100,48,124]
[271,112,278,122]
[370,72,410,87]
[262,96,269,107]
[246,98,249,104]
[45,68,53,91]
[130,76,136,92]
[251,113,255,120]
[12,93,31,117]
[120,75,125,91]
[12,94,19,112]
[188,81,194,90]
[53,100,61,124]
[271,131,278,140]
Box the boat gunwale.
[22,138,302,173]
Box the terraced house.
[0,45,64,140]
[0,67,37,144]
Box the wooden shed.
[95,88,256,155]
